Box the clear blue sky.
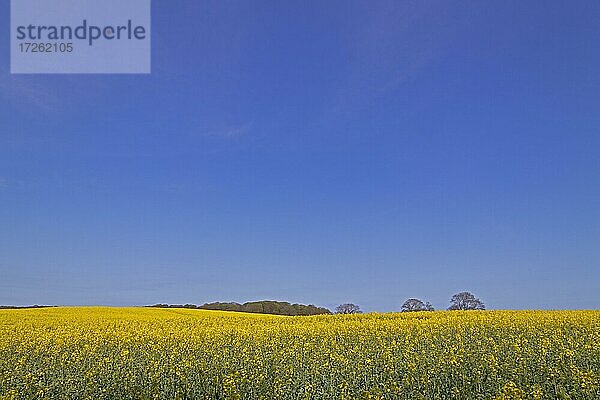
[1,1,599,311]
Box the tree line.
[148,300,331,316]
[0,305,56,310]
[148,291,485,316]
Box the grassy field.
[1,308,598,399]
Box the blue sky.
[1,1,599,311]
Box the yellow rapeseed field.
[0,308,598,399]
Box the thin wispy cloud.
[201,122,253,139]
[329,1,468,115]
[0,68,60,113]
[211,122,252,139]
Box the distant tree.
[201,302,244,312]
[401,298,434,312]
[335,303,361,314]
[448,292,485,310]
[197,301,331,316]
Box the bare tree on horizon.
[448,292,485,310]
[335,303,361,314]
[401,298,434,312]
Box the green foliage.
[149,300,331,316]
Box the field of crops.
[1,308,598,399]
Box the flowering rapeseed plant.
[0,308,598,399]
